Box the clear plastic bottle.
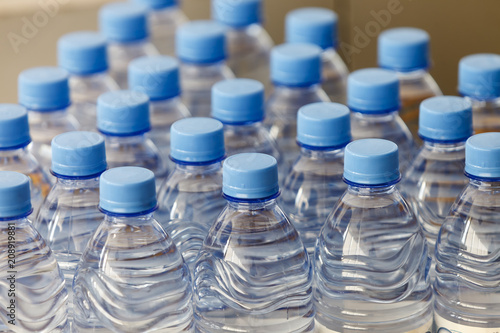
[99,2,159,89]
[128,55,191,161]
[314,139,433,333]
[97,90,168,183]
[0,104,51,216]
[212,0,274,92]
[280,102,350,255]
[265,43,330,176]
[33,131,106,327]
[458,53,500,133]
[157,117,225,271]
[212,78,280,160]
[18,67,80,175]
[286,7,349,104]
[194,153,314,332]
[378,27,442,137]
[348,68,415,174]
[132,0,188,55]
[0,171,68,332]
[176,20,235,117]
[434,132,500,332]
[58,31,119,130]
[73,166,193,332]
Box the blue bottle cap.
[465,133,500,179]
[459,54,500,100]
[212,79,264,124]
[347,68,400,113]
[271,43,322,87]
[132,0,177,10]
[129,56,181,101]
[51,131,107,177]
[0,104,31,149]
[97,90,150,135]
[170,117,225,163]
[378,27,430,72]
[285,7,338,50]
[58,31,108,75]
[176,20,227,64]
[419,96,473,142]
[0,171,32,218]
[212,0,262,28]
[18,67,70,111]
[99,2,148,43]
[100,166,157,215]
[344,139,400,186]
[223,153,278,199]
[297,102,351,149]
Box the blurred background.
[1,0,499,103]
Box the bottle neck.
[181,60,227,71]
[393,68,429,78]
[299,146,345,160]
[0,146,30,157]
[468,178,500,190]
[0,216,30,224]
[422,140,466,153]
[28,107,69,116]
[464,95,500,108]
[103,133,146,144]
[348,184,397,195]
[104,212,155,224]
[272,83,322,94]
[227,197,277,211]
[173,161,222,174]
[223,121,263,133]
[351,110,399,119]
[55,176,100,187]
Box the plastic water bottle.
[280,102,350,255]
[401,96,472,269]
[265,43,329,176]
[286,7,349,104]
[212,0,274,92]
[73,166,193,332]
[176,20,235,117]
[314,139,433,333]
[99,2,159,89]
[33,131,106,327]
[0,104,51,216]
[378,27,442,136]
[157,117,225,270]
[193,152,314,332]
[132,0,188,56]
[97,90,168,183]
[128,55,191,161]
[0,171,68,332]
[459,53,500,133]
[18,67,80,174]
[348,68,415,174]
[58,31,119,130]
[212,78,280,160]
[434,132,500,332]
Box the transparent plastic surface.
[0,217,68,332]
[148,6,188,55]
[73,212,193,332]
[314,184,433,332]
[280,148,346,255]
[466,96,500,134]
[321,49,349,104]
[223,122,280,160]
[193,198,314,333]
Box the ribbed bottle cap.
[297,102,350,148]
[212,79,264,124]
[344,139,400,185]
[347,68,400,113]
[100,166,157,214]
[0,104,31,149]
[128,56,181,100]
[0,171,32,218]
[170,117,225,163]
[97,90,150,135]
[378,27,430,72]
[271,43,322,87]
[419,96,473,142]
[176,20,227,64]
[99,2,148,42]
[465,133,500,179]
[58,31,108,75]
[51,131,107,177]
[223,153,278,199]
[18,67,70,111]
[285,7,338,50]
[459,53,500,100]
[212,0,262,28]
[132,0,177,10]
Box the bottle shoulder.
[266,86,330,113]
